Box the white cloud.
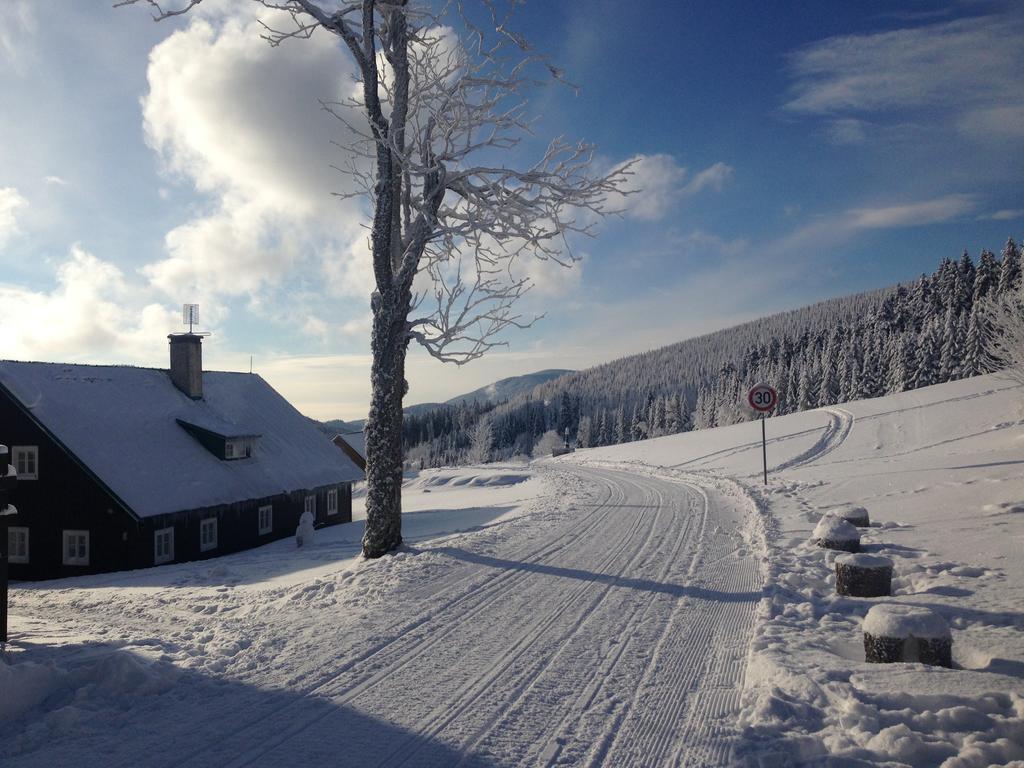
[825,118,869,145]
[979,209,1024,222]
[0,245,179,365]
[847,194,977,229]
[785,13,1024,144]
[681,162,734,197]
[608,154,733,221]
[0,1,35,75]
[0,186,27,248]
[141,10,369,306]
[42,175,68,187]
[957,105,1024,141]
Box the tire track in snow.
[771,407,854,472]
[204,473,652,768]
[584,477,760,767]
[148,473,627,768]
[373,472,669,767]
[504,475,711,768]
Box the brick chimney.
[168,333,203,399]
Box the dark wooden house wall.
[1,387,141,580]
[1,388,353,581]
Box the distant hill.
[446,369,573,406]
[311,417,363,437]
[313,368,575,434]
[401,238,1019,466]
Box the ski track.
[771,407,854,472]
[9,466,763,768]
[208,467,757,767]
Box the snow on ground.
[2,375,1023,766]
[568,374,1024,766]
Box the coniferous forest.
[401,239,1020,467]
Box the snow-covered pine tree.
[963,304,989,378]
[665,393,681,434]
[595,410,607,447]
[913,319,941,389]
[887,334,912,393]
[649,395,666,438]
[796,362,814,412]
[998,238,1021,295]
[630,403,645,442]
[858,339,880,399]
[957,250,975,313]
[679,395,693,432]
[974,249,998,304]
[939,308,963,382]
[614,407,627,445]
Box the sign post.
[747,384,778,485]
[0,445,14,645]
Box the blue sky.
[1,0,1021,419]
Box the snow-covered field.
[3,374,1023,766]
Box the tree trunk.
[362,293,409,558]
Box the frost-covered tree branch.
[119,0,630,557]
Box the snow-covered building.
[0,334,363,580]
[332,431,366,473]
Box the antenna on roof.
[183,304,200,334]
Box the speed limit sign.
[747,383,778,413]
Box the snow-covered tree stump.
[812,516,860,553]
[835,553,892,597]
[828,506,870,527]
[863,604,952,667]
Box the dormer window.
[176,419,260,461]
[224,439,253,460]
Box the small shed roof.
[0,361,363,518]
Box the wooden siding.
[1,388,353,581]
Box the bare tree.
[119,0,629,557]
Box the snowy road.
[4,466,762,768]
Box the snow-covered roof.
[0,361,363,518]
[336,431,366,459]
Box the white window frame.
[258,504,273,535]
[327,489,338,516]
[200,518,218,552]
[12,445,38,480]
[154,527,174,565]
[8,526,29,564]
[62,529,90,566]
[224,441,235,459]
[304,495,316,517]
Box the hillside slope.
[567,373,1024,765]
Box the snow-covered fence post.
[863,604,952,667]
[811,516,860,552]
[835,553,892,597]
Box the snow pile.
[826,505,870,527]
[835,552,892,571]
[811,515,860,546]
[864,603,951,640]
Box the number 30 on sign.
[747,383,778,413]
